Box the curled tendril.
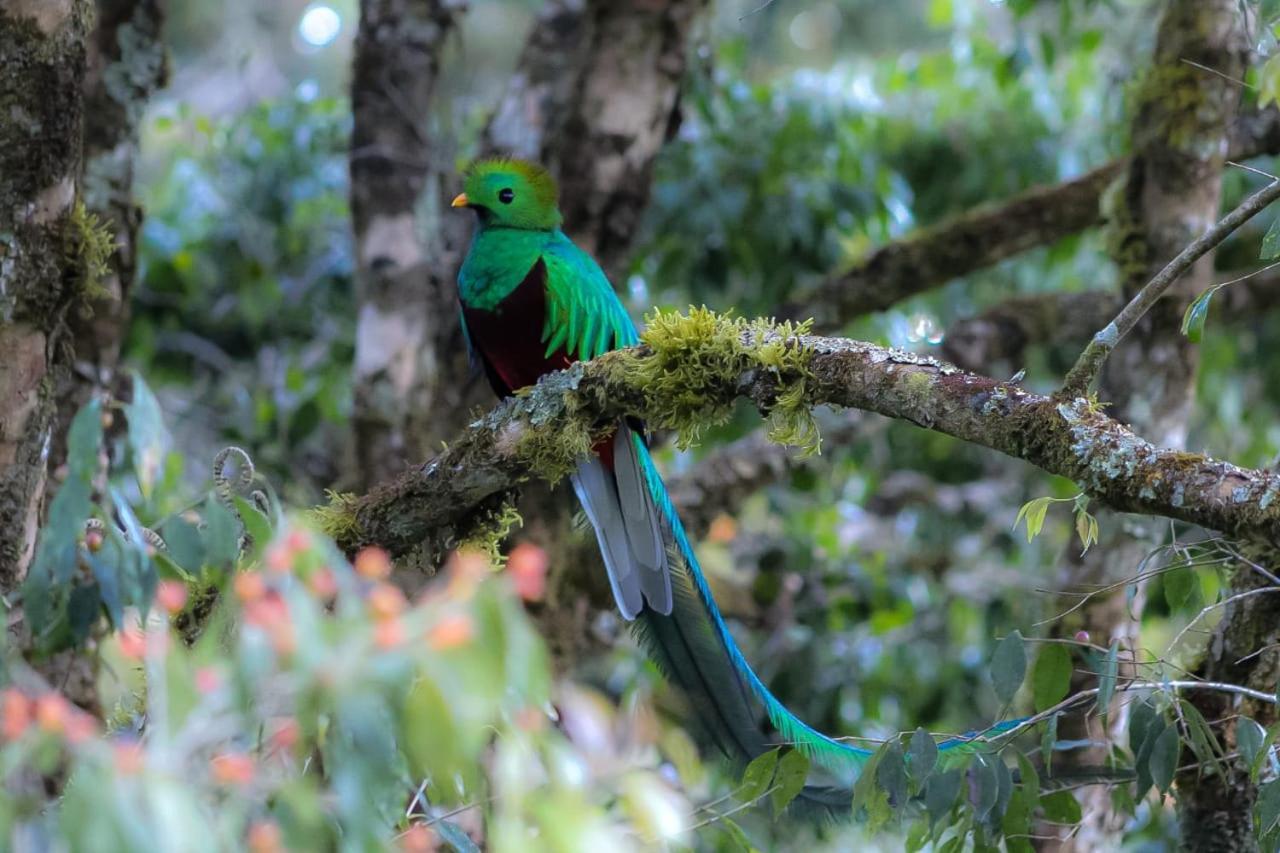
[83,446,269,561]
[212,446,268,551]
[83,517,168,553]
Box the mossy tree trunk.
[0,1,93,593]
[50,0,167,474]
[1044,2,1250,849]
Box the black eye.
[498,188,515,204]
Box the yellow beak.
[451,192,469,208]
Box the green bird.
[452,158,1023,812]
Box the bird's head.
[452,158,562,231]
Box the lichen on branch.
[320,309,1280,562]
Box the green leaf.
[875,743,908,811]
[86,544,123,627]
[434,819,480,853]
[1238,717,1267,767]
[1032,644,1073,712]
[1258,780,1280,835]
[1163,566,1196,611]
[1179,699,1225,778]
[233,495,273,551]
[1014,497,1053,542]
[1015,751,1041,815]
[66,399,104,481]
[202,495,241,570]
[1264,214,1280,260]
[1040,790,1081,824]
[1097,641,1119,726]
[1133,715,1164,802]
[770,750,810,815]
[1002,785,1034,853]
[1180,286,1217,343]
[1129,700,1157,753]
[160,517,205,573]
[739,749,779,803]
[1074,508,1099,554]
[126,373,169,498]
[1041,713,1059,775]
[719,818,760,853]
[66,584,100,642]
[990,630,1027,705]
[1250,724,1279,783]
[907,727,939,787]
[972,754,1000,821]
[1149,725,1179,795]
[924,768,963,826]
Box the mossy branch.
[317,308,1280,560]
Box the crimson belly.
[461,259,617,467]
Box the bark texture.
[347,0,469,490]
[0,1,92,591]
[1043,3,1250,849]
[317,326,1280,561]
[51,0,167,471]
[486,0,704,281]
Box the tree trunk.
[50,0,167,473]
[1042,2,1249,849]
[347,0,470,490]
[0,0,93,592]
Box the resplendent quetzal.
[452,158,1018,811]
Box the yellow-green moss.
[632,307,820,455]
[65,200,114,303]
[309,490,361,542]
[458,498,524,564]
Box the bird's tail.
[626,439,1024,812]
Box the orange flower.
[427,614,474,651]
[155,580,188,614]
[1,689,31,740]
[399,823,437,853]
[309,566,339,599]
[64,708,99,744]
[85,529,104,553]
[211,752,255,786]
[507,543,548,603]
[233,571,267,603]
[707,514,737,544]
[269,717,300,754]
[354,546,392,580]
[118,626,146,661]
[374,618,406,649]
[367,582,407,621]
[265,544,293,574]
[285,529,312,555]
[35,693,70,735]
[113,740,145,775]
[247,820,283,853]
[195,667,223,694]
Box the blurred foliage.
[15,0,1280,848]
[128,94,354,497]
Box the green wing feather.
[541,233,637,359]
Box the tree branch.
[941,265,1280,374]
[1061,179,1280,396]
[320,319,1280,559]
[781,106,1280,331]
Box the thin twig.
[1060,179,1280,396]
[1167,586,1280,655]
[1181,58,1256,90]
